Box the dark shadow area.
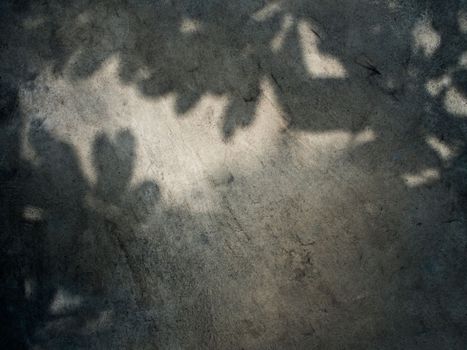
[0,91,159,347]
[0,0,466,348]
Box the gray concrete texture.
[1,0,466,348]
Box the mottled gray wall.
[1,0,466,349]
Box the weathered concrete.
[1,0,466,348]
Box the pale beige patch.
[297,20,347,78]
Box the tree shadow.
[0,0,466,348]
[0,90,163,347]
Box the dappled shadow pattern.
[0,0,465,190]
[0,0,465,147]
[0,92,161,347]
[0,85,217,348]
[0,0,467,348]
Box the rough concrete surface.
[1,0,467,349]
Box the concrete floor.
[1,0,466,348]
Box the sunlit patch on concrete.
[426,135,457,161]
[20,55,289,216]
[353,128,377,145]
[425,75,451,96]
[293,128,376,156]
[459,10,467,33]
[412,17,441,57]
[297,20,347,78]
[270,14,294,52]
[180,17,204,34]
[403,168,440,187]
[460,51,467,68]
[444,87,467,117]
[146,78,286,212]
[50,289,83,315]
[22,205,44,221]
[252,2,283,21]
